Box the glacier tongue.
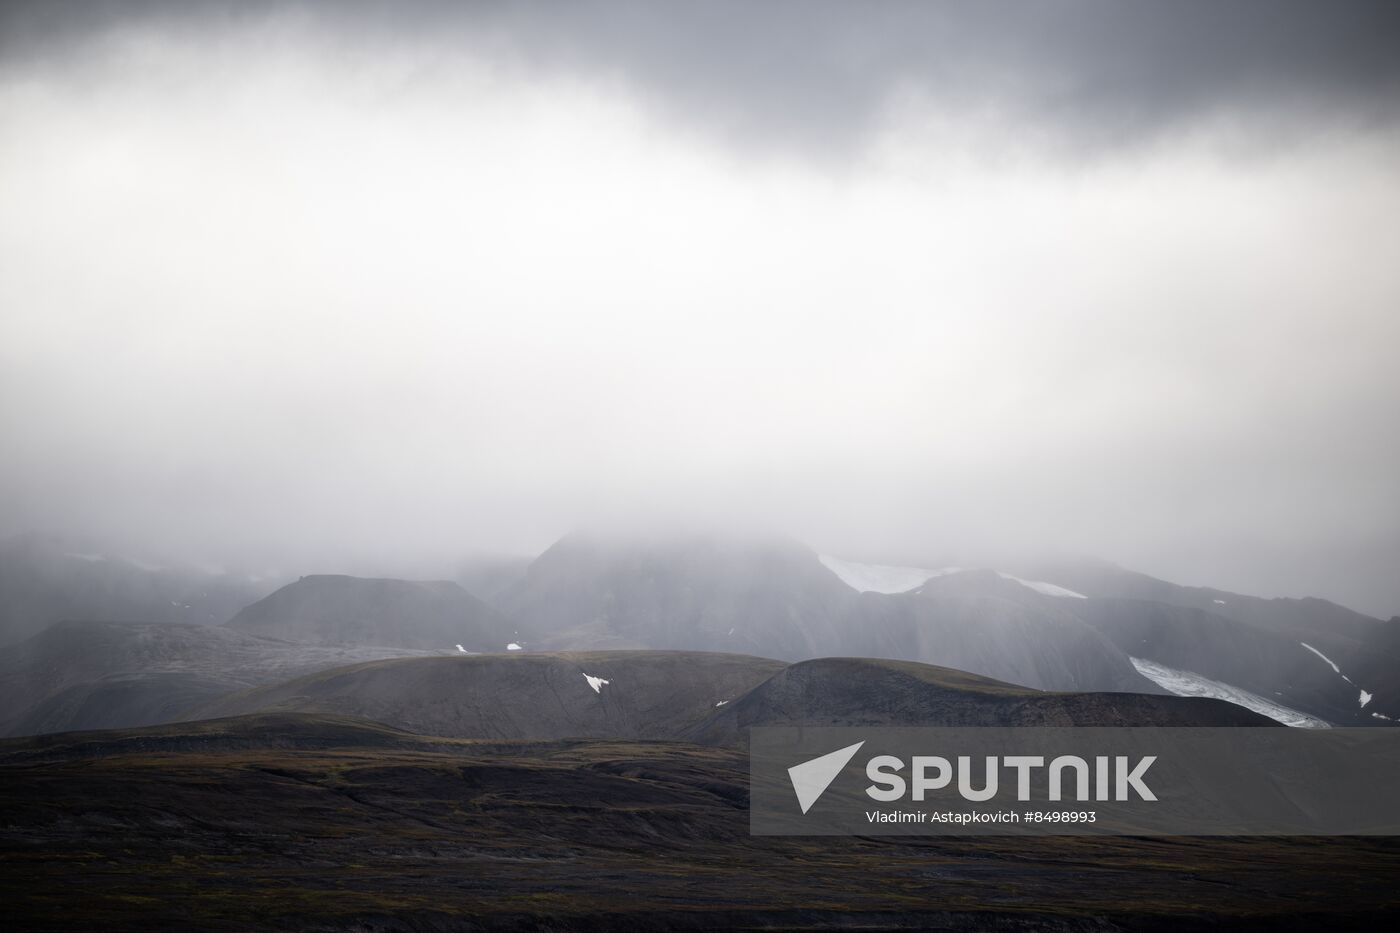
[1130,656,1331,729]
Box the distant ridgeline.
[0,531,1395,738]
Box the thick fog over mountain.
[6,8,1400,928]
[2,0,1399,617]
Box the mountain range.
[1,529,1395,739]
[3,528,1396,930]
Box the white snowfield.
[1130,657,1330,729]
[818,555,958,594]
[994,573,1087,599]
[582,673,610,694]
[819,555,1087,599]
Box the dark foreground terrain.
[2,714,1396,931]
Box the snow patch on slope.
[1130,657,1331,729]
[1293,638,1372,711]
[820,556,1087,599]
[1300,642,1345,677]
[818,555,957,594]
[995,573,1087,599]
[1299,642,1368,710]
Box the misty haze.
[2,2,1399,931]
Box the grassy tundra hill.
[0,713,1396,931]
[685,656,1272,746]
[194,650,787,741]
[196,651,1270,746]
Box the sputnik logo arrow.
[788,741,865,814]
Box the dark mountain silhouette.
[502,532,855,657]
[225,574,513,650]
[502,534,1155,694]
[823,557,1392,727]
[0,533,275,646]
[686,656,1272,745]
[1063,597,1371,725]
[5,532,1392,737]
[1011,556,1379,654]
[841,571,1156,692]
[0,620,435,737]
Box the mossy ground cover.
[2,719,1397,930]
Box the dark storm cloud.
[4,0,1400,154]
[2,0,1399,618]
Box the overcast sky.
[2,1,1398,616]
